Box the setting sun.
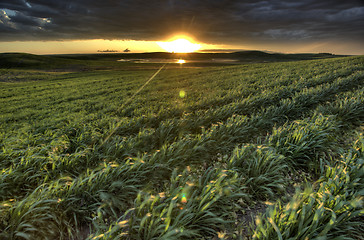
[157,38,201,53]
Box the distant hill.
[0,51,348,69]
[0,53,74,68]
[53,50,346,62]
[229,51,345,62]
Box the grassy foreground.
[0,55,363,239]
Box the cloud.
[262,29,311,40]
[0,0,363,46]
[0,9,18,30]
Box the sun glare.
[157,38,201,53]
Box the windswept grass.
[253,134,364,239]
[0,55,363,239]
[88,168,247,239]
[228,144,287,200]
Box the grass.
[0,54,363,239]
[228,144,287,200]
[252,134,364,239]
[88,168,247,239]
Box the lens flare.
[181,194,187,204]
[179,90,186,98]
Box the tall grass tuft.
[88,168,248,239]
[228,144,287,200]
[268,114,337,172]
[252,135,364,239]
[316,91,364,129]
[0,190,71,240]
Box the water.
[117,58,238,64]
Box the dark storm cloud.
[0,0,363,44]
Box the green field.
[0,54,363,239]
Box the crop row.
[1,85,363,239]
[86,113,363,239]
[253,134,363,239]
[1,71,363,201]
[1,57,362,130]
[1,56,363,239]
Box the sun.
[157,37,201,53]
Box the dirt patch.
[237,202,269,238]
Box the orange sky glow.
[0,38,228,55]
[0,37,363,55]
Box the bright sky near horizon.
[0,39,230,55]
[1,39,362,55]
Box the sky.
[0,0,363,55]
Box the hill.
[0,56,363,239]
[0,53,71,68]
[54,50,344,62]
[0,51,347,69]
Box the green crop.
[0,55,363,239]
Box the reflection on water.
[117,58,238,64]
[117,58,177,63]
